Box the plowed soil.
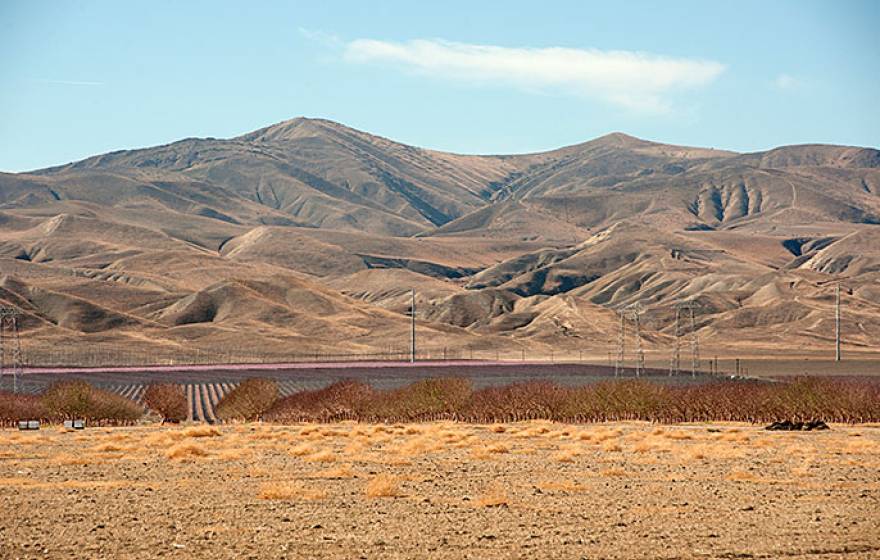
[1,421,878,559]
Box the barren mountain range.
[1,117,879,365]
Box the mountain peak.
[593,132,646,145]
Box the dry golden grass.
[474,482,509,508]
[90,442,130,453]
[535,480,588,494]
[791,459,814,478]
[684,444,746,461]
[0,477,128,490]
[213,448,251,461]
[365,474,403,498]
[592,428,623,443]
[842,439,880,455]
[663,430,695,441]
[715,432,751,443]
[182,426,222,438]
[470,442,510,460]
[393,436,443,456]
[725,469,760,482]
[308,464,358,479]
[599,467,627,477]
[49,453,91,466]
[144,431,185,447]
[165,443,209,461]
[601,440,622,453]
[304,450,337,463]
[553,443,583,463]
[258,481,325,501]
[289,443,316,457]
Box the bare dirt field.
[1,421,879,560]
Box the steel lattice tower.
[0,307,23,393]
[669,302,700,376]
[614,303,644,377]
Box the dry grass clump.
[486,442,510,454]
[304,450,337,463]
[553,443,583,463]
[471,443,510,460]
[289,443,316,457]
[258,481,325,501]
[791,459,814,478]
[213,448,251,461]
[365,474,404,498]
[182,426,222,438]
[393,436,444,456]
[165,443,209,461]
[601,440,622,453]
[725,469,760,482]
[631,437,672,454]
[592,428,624,443]
[599,467,627,477]
[536,480,588,494]
[309,464,358,479]
[49,453,91,466]
[90,442,129,453]
[663,430,695,441]
[684,444,746,461]
[841,439,880,454]
[144,430,186,447]
[715,432,751,443]
[474,483,509,507]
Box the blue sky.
[1,0,878,172]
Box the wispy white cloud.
[341,38,725,114]
[36,79,104,87]
[773,73,799,90]
[298,27,342,48]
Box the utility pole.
[835,282,841,362]
[410,288,416,363]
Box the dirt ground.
[1,421,878,560]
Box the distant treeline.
[3,377,879,427]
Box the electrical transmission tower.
[410,289,416,363]
[669,301,700,377]
[614,302,645,376]
[0,307,24,393]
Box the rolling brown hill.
[1,118,879,366]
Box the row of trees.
[0,381,144,426]
[261,376,880,424]
[4,376,879,426]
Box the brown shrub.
[215,378,278,422]
[143,384,187,423]
[265,380,373,423]
[0,391,51,425]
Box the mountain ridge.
[1,117,879,364]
